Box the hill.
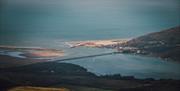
[1,62,180,91]
[8,86,70,91]
[124,26,180,61]
[0,55,47,69]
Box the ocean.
[0,0,180,79]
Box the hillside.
[1,62,180,91]
[8,86,70,91]
[125,26,180,61]
[0,55,47,69]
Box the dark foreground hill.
[0,62,180,91]
[125,26,180,61]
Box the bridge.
[54,52,121,62]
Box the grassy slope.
[8,86,113,91]
[8,86,70,91]
[1,62,180,91]
[0,55,47,69]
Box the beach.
[0,45,65,59]
[67,39,129,48]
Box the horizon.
[0,0,180,91]
[1,0,179,45]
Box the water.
[61,54,180,79]
[1,0,179,45]
[0,51,26,58]
[0,0,180,79]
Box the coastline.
[66,39,130,48]
[0,45,65,59]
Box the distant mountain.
[125,26,180,61]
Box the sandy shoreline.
[0,46,65,59]
[0,39,130,60]
[67,39,130,48]
[0,46,65,68]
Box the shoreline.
[66,39,130,48]
[0,45,65,59]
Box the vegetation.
[8,86,70,91]
[1,26,180,91]
[0,62,180,91]
[124,26,180,61]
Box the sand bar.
[67,39,130,48]
[0,45,65,59]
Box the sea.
[0,0,180,79]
